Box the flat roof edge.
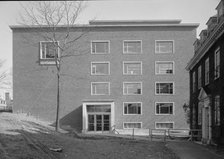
[9,23,199,29]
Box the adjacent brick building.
[11,19,198,134]
[186,0,224,145]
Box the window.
[198,103,202,125]
[87,105,111,113]
[198,66,202,89]
[123,61,142,75]
[214,47,220,79]
[123,122,142,129]
[205,58,209,85]
[192,71,196,92]
[155,41,174,54]
[123,40,142,54]
[123,82,142,95]
[155,61,174,74]
[214,95,220,126]
[124,102,142,115]
[156,82,174,95]
[155,122,174,129]
[155,102,174,115]
[91,41,109,54]
[91,62,110,75]
[91,82,110,95]
[192,104,196,126]
[40,41,59,60]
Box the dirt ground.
[0,113,179,159]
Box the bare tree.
[0,60,12,91]
[19,1,89,131]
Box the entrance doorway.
[82,101,114,133]
[88,114,110,132]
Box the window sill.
[39,60,56,65]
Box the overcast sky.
[0,0,220,71]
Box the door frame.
[82,101,115,133]
[198,88,211,144]
[88,114,111,132]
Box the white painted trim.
[91,61,110,75]
[155,82,175,95]
[123,61,142,75]
[214,47,220,80]
[155,40,174,54]
[198,65,202,89]
[205,57,209,86]
[155,61,175,75]
[123,82,142,95]
[91,82,110,95]
[192,71,196,93]
[91,40,110,54]
[123,122,142,129]
[82,101,115,133]
[155,121,175,129]
[123,102,142,115]
[39,41,60,60]
[123,40,142,54]
[155,102,175,115]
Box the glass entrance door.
[103,115,110,131]
[88,115,95,131]
[96,115,102,131]
[88,114,110,132]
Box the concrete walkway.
[166,141,224,159]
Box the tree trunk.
[55,72,60,131]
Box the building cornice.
[186,19,224,71]
[9,23,199,30]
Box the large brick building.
[186,0,224,145]
[11,20,198,134]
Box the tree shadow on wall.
[52,105,83,133]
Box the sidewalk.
[166,141,224,159]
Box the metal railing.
[188,129,202,141]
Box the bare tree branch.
[18,1,89,132]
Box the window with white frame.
[123,122,142,129]
[214,48,220,79]
[192,71,196,93]
[91,62,110,75]
[156,82,174,95]
[155,122,174,129]
[205,58,209,85]
[40,41,59,60]
[123,62,142,75]
[198,66,202,89]
[91,41,109,54]
[155,41,174,54]
[124,102,141,115]
[123,40,142,54]
[91,82,110,95]
[123,82,142,95]
[155,102,173,115]
[155,61,174,74]
[214,95,220,126]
